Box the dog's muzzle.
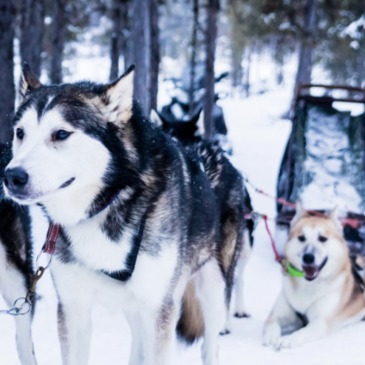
[302,255,328,281]
[3,167,30,198]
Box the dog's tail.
[176,280,204,343]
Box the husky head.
[151,109,203,145]
[286,206,348,281]
[4,64,140,225]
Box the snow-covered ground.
[1,84,365,365]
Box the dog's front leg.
[14,313,37,365]
[52,263,94,365]
[125,311,144,365]
[0,258,37,365]
[134,303,177,365]
[272,319,328,349]
[57,300,93,365]
[262,291,299,348]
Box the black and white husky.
[151,109,255,321]
[4,64,246,365]
[0,145,37,365]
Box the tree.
[293,0,317,98]
[0,0,15,145]
[109,0,132,81]
[50,0,67,84]
[204,0,219,140]
[109,0,123,81]
[131,0,151,114]
[188,0,200,116]
[149,0,160,111]
[316,1,365,86]
[20,0,45,78]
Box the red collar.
[43,223,61,254]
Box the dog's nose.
[303,253,315,265]
[4,168,29,191]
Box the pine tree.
[204,0,219,139]
[0,0,15,145]
[50,0,67,84]
[20,0,45,78]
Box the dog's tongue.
[302,265,318,281]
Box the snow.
[341,15,365,40]
[1,82,365,365]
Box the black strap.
[102,213,147,282]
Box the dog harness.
[261,215,306,278]
[42,187,157,283]
[102,216,146,282]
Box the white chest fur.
[283,275,343,317]
[64,213,134,273]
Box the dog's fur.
[3,65,247,365]
[0,145,37,365]
[263,208,365,349]
[152,109,255,322]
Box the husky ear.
[196,110,205,137]
[150,109,163,127]
[291,202,310,227]
[102,65,135,124]
[328,206,343,231]
[19,63,42,102]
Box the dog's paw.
[234,311,250,319]
[219,328,230,336]
[262,323,281,347]
[270,334,300,350]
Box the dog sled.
[276,84,365,259]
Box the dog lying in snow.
[263,207,365,349]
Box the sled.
[276,84,365,258]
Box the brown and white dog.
[263,207,365,349]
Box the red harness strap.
[43,223,61,254]
[262,215,282,263]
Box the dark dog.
[3,64,246,365]
[152,109,255,326]
[0,144,37,365]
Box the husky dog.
[154,108,233,155]
[0,145,37,365]
[152,108,202,145]
[3,64,245,365]
[151,109,255,322]
[263,208,365,349]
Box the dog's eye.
[298,235,306,242]
[16,128,24,140]
[318,235,328,243]
[52,130,72,141]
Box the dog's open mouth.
[302,257,328,281]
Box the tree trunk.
[50,0,66,84]
[291,0,317,115]
[0,0,15,145]
[122,1,132,70]
[228,1,244,90]
[274,38,285,86]
[131,0,151,115]
[203,0,220,140]
[188,0,199,117]
[20,0,44,78]
[149,0,159,111]
[109,0,123,81]
[244,47,252,97]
